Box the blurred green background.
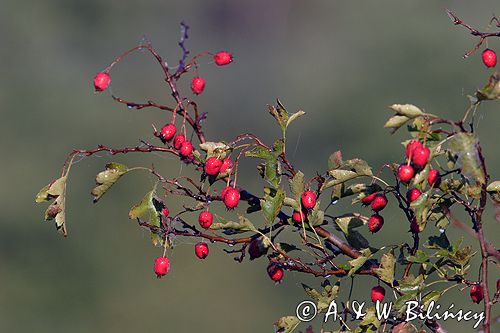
[1,1,499,332]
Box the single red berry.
[195,242,209,259]
[198,211,213,229]
[93,72,110,91]
[214,51,233,66]
[368,214,384,233]
[482,48,497,68]
[412,146,430,168]
[427,169,441,187]
[160,123,177,141]
[470,285,484,304]
[398,164,415,183]
[204,157,223,176]
[371,286,386,302]
[179,141,193,157]
[162,207,169,217]
[362,192,377,205]
[224,188,240,209]
[219,158,233,173]
[496,278,500,291]
[405,140,423,159]
[301,190,317,209]
[154,256,170,277]
[173,134,186,150]
[407,188,422,203]
[371,194,388,212]
[267,264,284,282]
[191,77,206,95]
[220,186,231,199]
[292,210,306,223]
[248,238,268,260]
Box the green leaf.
[128,189,161,228]
[302,281,339,312]
[346,229,371,250]
[476,72,500,100]
[91,162,129,203]
[268,99,289,131]
[486,181,500,192]
[286,110,306,127]
[308,201,324,226]
[422,290,442,311]
[198,141,229,157]
[289,171,305,204]
[273,139,285,156]
[390,104,424,118]
[384,115,410,133]
[335,216,364,235]
[210,214,257,232]
[348,248,372,276]
[448,133,485,185]
[262,188,285,224]
[245,146,273,160]
[36,176,68,236]
[274,316,300,333]
[359,307,381,329]
[407,250,429,264]
[374,250,396,285]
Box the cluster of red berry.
[397,139,440,233]
[362,192,388,233]
[93,50,237,277]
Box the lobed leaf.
[91,162,129,203]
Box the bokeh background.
[1,1,499,332]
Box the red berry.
[220,186,231,199]
[219,158,233,173]
[191,77,206,95]
[267,264,284,282]
[292,210,306,223]
[214,51,233,66]
[371,286,386,302]
[407,188,422,203]
[482,48,497,68]
[154,256,170,277]
[362,192,377,205]
[301,190,317,209]
[497,278,500,291]
[224,188,240,209]
[195,242,209,259]
[179,141,193,157]
[470,285,484,304]
[412,146,430,168]
[198,211,213,229]
[371,194,388,212]
[204,157,223,176]
[93,72,110,91]
[427,169,441,187]
[173,134,186,150]
[160,123,177,141]
[398,164,415,183]
[405,140,423,159]
[162,207,169,217]
[368,214,384,233]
